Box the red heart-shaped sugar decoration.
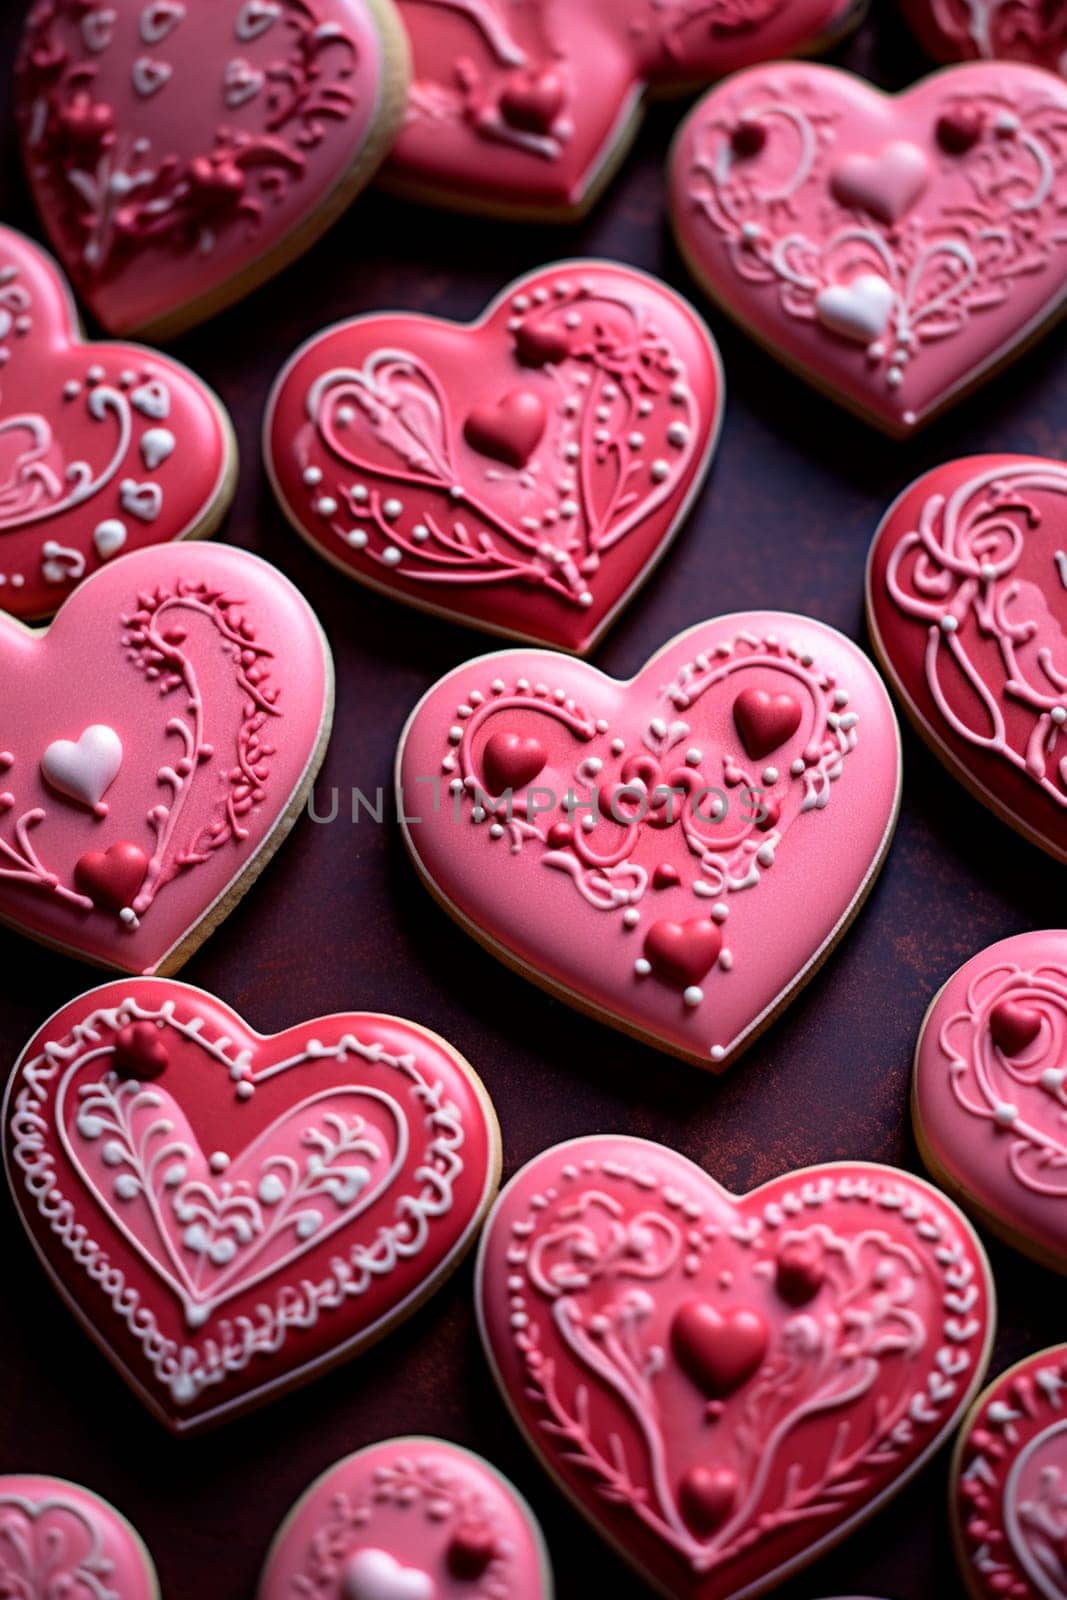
[478,1137,994,1600]
[867,454,1067,861]
[15,0,409,337]
[73,842,148,911]
[464,391,547,468]
[0,224,235,620]
[670,1301,768,1397]
[733,688,803,759]
[671,63,1067,433]
[447,1523,499,1579]
[4,983,500,1432]
[482,732,547,795]
[266,262,723,655]
[989,997,1042,1057]
[385,0,864,216]
[644,918,722,989]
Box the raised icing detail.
[902,0,1067,77]
[0,1475,160,1600]
[670,62,1067,433]
[4,984,499,1431]
[953,1345,1067,1600]
[266,262,724,655]
[478,1138,994,1600]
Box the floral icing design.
[479,1142,993,1600]
[904,0,1067,75]
[7,994,475,1417]
[954,1346,1067,1600]
[0,1480,157,1600]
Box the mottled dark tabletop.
[0,6,1064,1598]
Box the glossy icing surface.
[386,0,862,215]
[953,1345,1067,1600]
[15,0,396,333]
[867,454,1067,861]
[257,1437,551,1599]
[477,1136,995,1600]
[2,981,501,1431]
[396,612,901,1069]
[669,63,1067,434]
[266,261,724,654]
[0,541,331,974]
[900,0,1067,76]
[913,929,1067,1273]
[0,223,233,619]
[0,1474,159,1598]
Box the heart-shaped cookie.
[396,611,901,1069]
[866,455,1067,860]
[3,981,501,1431]
[257,1438,550,1599]
[0,224,235,620]
[0,541,332,975]
[265,261,724,654]
[15,0,411,338]
[901,0,1067,77]
[0,1476,160,1598]
[384,0,866,218]
[913,930,1067,1275]
[950,1344,1067,1600]
[669,63,1067,434]
[476,1136,995,1600]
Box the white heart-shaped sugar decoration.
[93,519,127,559]
[236,0,280,41]
[131,56,172,98]
[130,379,170,420]
[815,273,896,343]
[81,7,116,52]
[41,725,123,810]
[224,58,265,109]
[141,427,175,470]
[120,478,163,521]
[343,1549,435,1600]
[140,0,185,45]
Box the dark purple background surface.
[0,6,1063,1598]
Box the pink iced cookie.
[477,1136,995,1600]
[0,223,236,620]
[867,455,1067,863]
[913,930,1067,1275]
[951,1345,1067,1600]
[0,541,332,975]
[0,1475,159,1598]
[396,612,901,1070]
[900,0,1067,77]
[15,0,410,338]
[668,62,1067,435]
[257,1438,551,1599]
[385,0,866,219]
[3,981,502,1432]
[265,261,724,655]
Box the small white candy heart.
[131,379,171,420]
[81,7,117,52]
[343,1549,435,1600]
[141,427,175,471]
[140,0,185,45]
[132,56,172,98]
[42,725,123,811]
[93,519,127,560]
[120,478,163,522]
[235,0,280,41]
[815,273,896,344]
[224,57,265,109]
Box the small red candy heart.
[482,732,548,795]
[733,688,803,759]
[499,70,567,135]
[464,391,547,469]
[678,1466,738,1535]
[730,116,766,158]
[652,863,681,891]
[113,1021,169,1080]
[936,107,984,154]
[775,1239,826,1305]
[643,917,721,989]
[671,1301,769,1397]
[73,842,148,911]
[447,1522,498,1579]
[513,322,573,368]
[988,997,1042,1056]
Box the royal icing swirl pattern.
[257,1438,551,1600]
[913,929,1067,1273]
[669,62,1067,433]
[15,0,400,334]
[266,262,723,654]
[385,0,862,215]
[0,223,233,619]
[396,613,900,1069]
[0,1475,160,1600]
[477,1138,994,1600]
[3,983,500,1431]
[954,1345,1067,1600]
[867,455,1067,861]
[901,0,1067,77]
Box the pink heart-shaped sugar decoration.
[830,140,930,223]
[482,732,547,794]
[464,390,547,468]
[678,1467,739,1536]
[733,687,803,759]
[499,69,567,134]
[670,1300,769,1396]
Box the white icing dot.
[684,986,703,1007]
[489,823,505,839]
[560,500,579,518]
[980,563,996,581]
[685,748,702,766]
[347,529,368,548]
[315,497,338,517]
[102,1140,125,1167]
[412,524,430,543]
[336,404,355,426]
[623,908,640,929]
[628,432,645,450]
[1040,1066,1065,1090]
[756,843,775,867]
[579,591,593,607]
[259,1174,286,1204]
[1053,706,1067,726]
[611,738,625,755]
[710,1045,725,1061]
[209,1151,229,1174]
[634,958,651,977]
[382,547,402,566]
[833,689,849,707]
[581,814,595,832]
[719,949,733,971]
[994,1101,1018,1126]
[667,423,690,448]
[114,1174,139,1201]
[940,614,958,633]
[383,498,403,520]
[711,902,729,923]
[651,460,670,482]
[791,758,805,775]
[302,465,322,487]
[350,484,368,502]
[762,767,778,785]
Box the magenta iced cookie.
[0,1475,159,1598]
[669,62,1067,435]
[900,0,1067,77]
[257,1438,551,1599]
[913,929,1067,1275]
[15,0,411,337]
